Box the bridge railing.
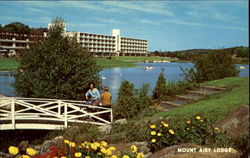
[0,97,113,130]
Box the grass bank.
[0,58,19,71]
[113,56,179,62]
[155,77,249,121]
[95,58,136,68]
[0,56,179,70]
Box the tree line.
[150,46,249,60]
[0,22,47,36]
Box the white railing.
[0,97,113,130]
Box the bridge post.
[11,98,15,129]
[110,108,113,123]
[58,100,61,116]
[64,103,68,128]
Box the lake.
[0,62,249,103]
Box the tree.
[182,50,239,83]
[114,80,137,119]
[153,69,167,100]
[13,17,101,100]
[3,22,30,34]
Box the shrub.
[44,124,104,143]
[147,115,231,152]
[153,69,197,101]
[164,81,197,100]
[234,46,249,58]
[114,81,152,119]
[13,17,101,100]
[182,50,239,83]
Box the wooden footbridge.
[0,97,113,130]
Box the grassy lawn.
[113,56,179,62]
[0,56,179,70]
[0,58,19,71]
[155,77,249,121]
[95,58,136,68]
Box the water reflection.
[0,62,249,103]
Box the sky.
[0,0,249,51]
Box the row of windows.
[121,50,147,53]
[80,33,115,39]
[80,40,115,44]
[121,38,147,42]
[82,43,115,47]
[121,45,147,48]
[121,42,147,46]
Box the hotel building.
[66,29,148,56]
[0,23,148,56]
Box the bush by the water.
[13,17,101,100]
[182,50,239,83]
[114,81,152,119]
[153,70,197,101]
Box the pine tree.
[153,68,167,100]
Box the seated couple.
[85,83,112,107]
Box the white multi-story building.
[65,29,148,56]
[0,24,148,57]
[0,32,44,57]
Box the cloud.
[102,1,174,17]
[70,23,106,28]
[163,18,247,32]
[138,19,161,25]
[185,2,241,23]
[94,17,125,24]
[60,1,128,15]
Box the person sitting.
[98,86,112,108]
[85,83,100,105]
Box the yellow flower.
[109,146,116,151]
[151,131,156,135]
[169,129,175,135]
[136,152,145,158]
[186,121,191,124]
[161,121,165,124]
[214,127,219,131]
[8,146,19,155]
[157,133,162,136]
[101,141,108,147]
[105,149,112,156]
[69,142,76,147]
[101,147,107,154]
[85,156,91,158]
[163,123,169,127]
[26,147,37,156]
[111,155,118,158]
[122,155,130,158]
[61,157,67,158]
[196,116,201,120]
[130,145,137,153]
[64,139,70,144]
[91,143,98,150]
[75,152,82,157]
[150,125,156,129]
[151,139,156,143]
[18,155,30,158]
